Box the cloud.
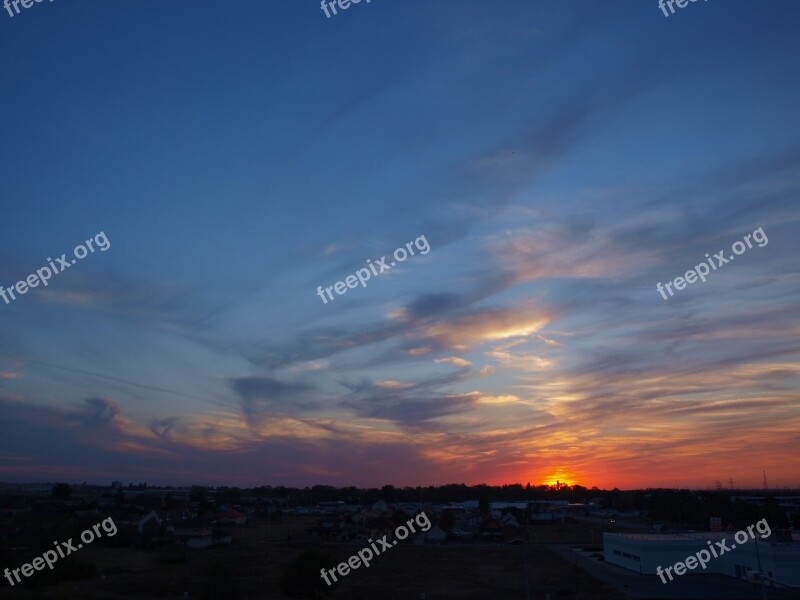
[249,322,403,370]
[434,357,472,368]
[344,393,478,430]
[0,395,454,487]
[403,293,465,320]
[74,397,122,428]
[407,347,433,356]
[230,376,316,426]
[490,224,661,285]
[150,416,180,442]
[475,394,521,405]
[375,380,414,389]
[418,308,551,349]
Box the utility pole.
[753,537,767,600]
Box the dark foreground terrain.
[0,518,626,600]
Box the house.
[217,510,246,526]
[450,527,475,539]
[501,512,520,529]
[172,519,211,538]
[309,517,357,542]
[138,510,163,535]
[318,501,346,515]
[416,526,447,544]
[365,515,396,542]
[481,518,503,538]
[490,502,527,518]
[184,531,231,549]
[530,502,570,522]
[352,511,371,528]
[463,510,484,528]
[163,509,193,532]
[136,511,174,547]
[171,519,232,549]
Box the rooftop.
[607,531,799,543]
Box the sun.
[540,468,579,489]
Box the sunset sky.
[1,0,799,489]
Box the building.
[217,509,246,525]
[604,531,800,587]
[416,525,447,544]
[172,519,231,549]
[490,501,527,518]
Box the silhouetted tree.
[438,510,455,533]
[189,485,207,502]
[479,496,489,516]
[51,483,72,500]
[380,484,397,503]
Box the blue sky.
[1,0,799,488]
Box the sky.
[0,0,799,490]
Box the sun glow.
[541,468,579,489]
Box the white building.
[490,501,528,518]
[415,525,447,544]
[604,531,800,587]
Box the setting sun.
[540,469,579,489]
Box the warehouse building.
[604,530,800,587]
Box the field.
[0,518,628,600]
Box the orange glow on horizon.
[540,468,579,489]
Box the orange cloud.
[490,226,661,284]
[420,308,550,348]
[406,347,432,356]
[434,357,472,368]
[375,380,414,389]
